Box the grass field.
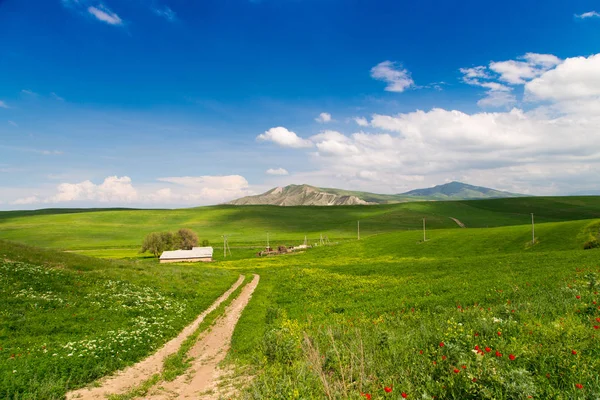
[1,197,600,399]
[0,240,237,399]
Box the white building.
[159,247,213,263]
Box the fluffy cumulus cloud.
[525,54,600,101]
[11,175,251,207]
[48,176,137,203]
[257,126,313,148]
[353,117,369,127]
[266,168,289,176]
[315,112,332,123]
[460,53,563,108]
[254,53,600,195]
[370,61,414,92]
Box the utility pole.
[267,232,270,250]
[531,213,535,245]
[358,220,360,240]
[423,218,427,242]
[223,235,226,258]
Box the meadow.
[1,196,600,399]
[0,240,237,399]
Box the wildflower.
[453,368,460,373]
[439,342,445,347]
[401,393,407,398]
[474,345,480,351]
[497,331,502,336]
[571,350,577,355]
[384,386,392,393]
[509,354,515,360]
[419,350,423,354]
[596,318,600,323]
[594,326,599,330]
[472,378,477,382]
[576,383,583,389]
[576,295,581,299]
[495,351,502,357]
[442,355,447,360]
[485,347,491,353]
[461,365,467,369]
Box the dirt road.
[138,274,260,399]
[67,275,246,400]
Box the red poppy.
[509,354,516,360]
[472,378,477,382]
[495,351,502,357]
[461,365,467,369]
[596,318,600,323]
[474,345,480,351]
[497,332,502,336]
[594,325,599,330]
[474,332,480,337]
[384,387,392,393]
[419,350,423,354]
[433,361,437,365]
[576,295,581,299]
[572,350,577,355]
[362,394,372,400]
[401,393,407,399]
[439,342,445,347]
[442,355,447,360]
[453,368,460,373]
[575,383,583,389]
[485,347,491,353]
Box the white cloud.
[459,66,490,80]
[575,11,600,19]
[21,89,38,96]
[266,168,289,176]
[8,121,17,127]
[10,175,251,207]
[489,53,562,84]
[0,101,8,109]
[12,196,41,205]
[49,176,137,203]
[353,117,369,127]
[88,5,123,25]
[477,91,517,108]
[153,6,176,21]
[315,112,332,123]
[370,61,414,92]
[257,126,313,148]
[525,53,600,101]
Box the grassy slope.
[0,240,237,399]
[0,197,599,254]
[227,219,600,398]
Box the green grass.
[224,219,600,399]
[2,197,600,399]
[0,240,238,399]
[0,197,599,254]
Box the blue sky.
[1,0,600,209]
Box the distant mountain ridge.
[228,184,371,206]
[228,181,525,206]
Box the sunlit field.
[1,197,599,399]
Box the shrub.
[177,228,198,250]
[583,238,599,250]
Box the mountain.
[399,181,524,200]
[228,182,525,206]
[228,185,372,206]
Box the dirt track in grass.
[66,274,246,400]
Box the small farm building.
[159,247,213,263]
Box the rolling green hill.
[0,197,599,256]
[2,196,600,399]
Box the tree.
[177,228,199,250]
[140,232,170,258]
[201,239,210,247]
